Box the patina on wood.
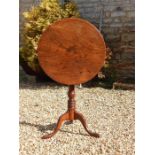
[37,18,106,85]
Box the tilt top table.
[37,18,106,139]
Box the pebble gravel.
[19,82,135,155]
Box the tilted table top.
[38,18,106,85]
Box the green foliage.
[20,0,80,72]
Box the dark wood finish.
[37,18,106,85]
[41,85,99,139]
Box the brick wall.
[19,0,135,81]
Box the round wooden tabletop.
[37,18,106,85]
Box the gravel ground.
[19,82,135,155]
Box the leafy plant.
[20,0,80,73]
[101,47,117,83]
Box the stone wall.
[19,0,135,81]
[74,0,135,80]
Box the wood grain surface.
[37,18,106,85]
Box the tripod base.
[42,110,99,139]
[41,85,99,139]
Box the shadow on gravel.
[20,121,57,132]
[19,121,89,137]
[19,81,66,90]
[19,80,113,90]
